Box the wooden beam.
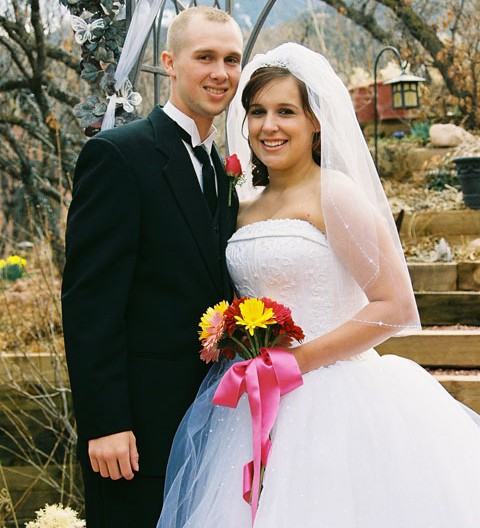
[377,329,480,367]
[408,262,457,291]
[458,262,480,291]
[415,292,480,325]
[400,210,480,241]
[435,374,480,414]
[0,352,66,383]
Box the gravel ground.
[383,179,464,214]
[382,178,480,261]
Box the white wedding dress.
[158,219,480,528]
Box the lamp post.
[373,46,425,168]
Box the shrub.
[0,256,27,282]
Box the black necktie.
[176,125,217,216]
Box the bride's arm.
[293,181,418,374]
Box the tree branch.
[32,174,63,204]
[0,18,79,74]
[45,47,80,72]
[0,125,33,178]
[319,0,471,102]
[31,0,47,74]
[374,0,461,96]
[0,79,30,92]
[0,156,21,182]
[46,86,81,108]
[0,15,36,71]
[0,115,56,151]
[320,0,392,44]
[0,35,30,79]
[3,81,81,111]
[376,0,444,58]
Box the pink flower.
[199,302,228,363]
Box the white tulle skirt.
[157,351,480,528]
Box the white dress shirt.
[163,101,218,194]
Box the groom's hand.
[88,430,140,480]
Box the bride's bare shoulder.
[322,169,365,196]
[237,196,264,229]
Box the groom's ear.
[161,51,175,79]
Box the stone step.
[415,292,480,325]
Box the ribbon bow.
[212,348,303,523]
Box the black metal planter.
[453,156,480,209]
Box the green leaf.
[93,101,107,116]
[94,45,110,63]
[80,62,101,83]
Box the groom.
[61,6,243,527]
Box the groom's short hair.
[167,6,240,56]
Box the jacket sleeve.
[62,136,140,441]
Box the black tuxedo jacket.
[62,106,238,476]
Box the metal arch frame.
[242,0,277,67]
[125,0,279,105]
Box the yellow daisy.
[234,298,276,335]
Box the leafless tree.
[0,0,90,269]
[315,0,480,127]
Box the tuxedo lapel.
[148,107,223,296]
[212,145,230,239]
[213,145,238,238]
[212,145,238,298]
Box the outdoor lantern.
[373,45,426,168]
[384,72,426,109]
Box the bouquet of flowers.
[199,296,304,363]
[198,297,304,523]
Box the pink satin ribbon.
[212,348,303,523]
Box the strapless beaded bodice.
[226,219,344,342]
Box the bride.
[157,43,480,527]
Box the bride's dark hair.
[241,66,321,187]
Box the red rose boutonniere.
[225,154,245,206]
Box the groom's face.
[163,16,243,130]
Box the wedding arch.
[63,0,280,131]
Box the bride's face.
[247,76,317,174]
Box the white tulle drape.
[102,0,164,130]
[157,358,253,528]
